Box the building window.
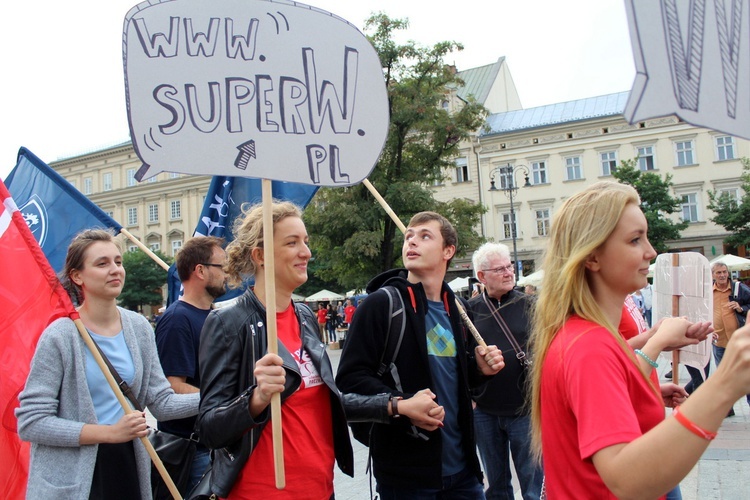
[148,203,159,223]
[69,179,77,190]
[680,193,699,222]
[102,172,113,191]
[105,210,114,218]
[83,177,93,195]
[169,172,180,179]
[127,207,138,226]
[171,239,183,255]
[535,208,550,236]
[717,187,741,209]
[501,212,517,240]
[455,158,469,183]
[600,151,618,176]
[128,245,138,252]
[170,200,182,220]
[148,175,158,183]
[716,136,735,161]
[126,168,137,187]
[149,243,160,252]
[565,156,583,180]
[637,146,655,171]
[531,161,547,185]
[675,140,695,166]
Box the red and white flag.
[0,180,75,498]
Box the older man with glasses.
[466,242,543,500]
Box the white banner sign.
[123,0,388,186]
[624,0,750,140]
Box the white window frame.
[83,177,93,195]
[564,156,583,181]
[170,200,182,220]
[169,172,180,179]
[102,172,113,191]
[716,136,735,161]
[531,161,548,185]
[535,208,550,237]
[126,168,137,187]
[455,158,469,183]
[637,145,656,171]
[501,211,517,240]
[675,140,695,166]
[127,245,138,253]
[717,187,741,209]
[127,207,138,226]
[148,203,159,223]
[171,239,183,256]
[600,151,618,176]
[149,242,161,252]
[680,193,700,223]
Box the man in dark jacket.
[336,211,504,499]
[467,242,543,500]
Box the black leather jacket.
[197,289,390,497]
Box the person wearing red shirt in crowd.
[344,299,356,326]
[317,303,328,343]
[525,181,750,499]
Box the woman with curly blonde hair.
[527,181,750,499]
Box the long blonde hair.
[224,201,302,288]
[528,181,643,459]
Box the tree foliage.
[708,157,750,248]
[119,249,173,312]
[613,158,688,254]
[303,14,488,289]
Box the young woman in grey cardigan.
[16,229,199,499]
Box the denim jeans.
[666,485,682,499]
[189,447,211,492]
[713,345,750,405]
[377,467,484,500]
[473,408,543,500]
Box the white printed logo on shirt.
[291,348,323,389]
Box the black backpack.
[349,286,406,446]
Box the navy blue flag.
[4,148,122,273]
[167,176,318,305]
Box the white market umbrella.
[448,276,470,292]
[305,289,346,302]
[517,269,544,287]
[709,254,750,272]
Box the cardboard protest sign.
[123,0,388,186]
[624,0,750,140]
[653,252,712,372]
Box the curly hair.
[224,201,302,288]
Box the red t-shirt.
[317,307,327,324]
[344,305,356,324]
[228,306,335,499]
[541,315,665,499]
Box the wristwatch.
[390,395,403,418]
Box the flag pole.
[671,253,680,386]
[362,179,487,348]
[72,317,182,499]
[262,178,286,489]
[120,228,170,271]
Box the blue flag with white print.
[166,176,318,305]
[4,148,123,273]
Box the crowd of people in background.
[16,182,750,500]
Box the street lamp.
[488,164,531,284]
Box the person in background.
[344,298,356,327]
[642,282,654,327]
[17,229,199,498]
[155,235,226,491]
[527,181,745,499]
[196,202,439,499]
[711,261,750,417]
[317,303,328,343]
[523,284,536,296]
[337,211,504,499]
[467,242,543,500]
[327,303,338,344]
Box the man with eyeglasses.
[155,236,226,493]
[467,242,543,500]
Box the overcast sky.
[0,0,635,179]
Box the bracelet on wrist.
[673,406,717,440]
[634,349,658,368]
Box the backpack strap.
[377,286,406,392]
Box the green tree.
[303,13,488,289]
[119,249,172,312]
[613,158,688,254]
[708,157,750,248]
